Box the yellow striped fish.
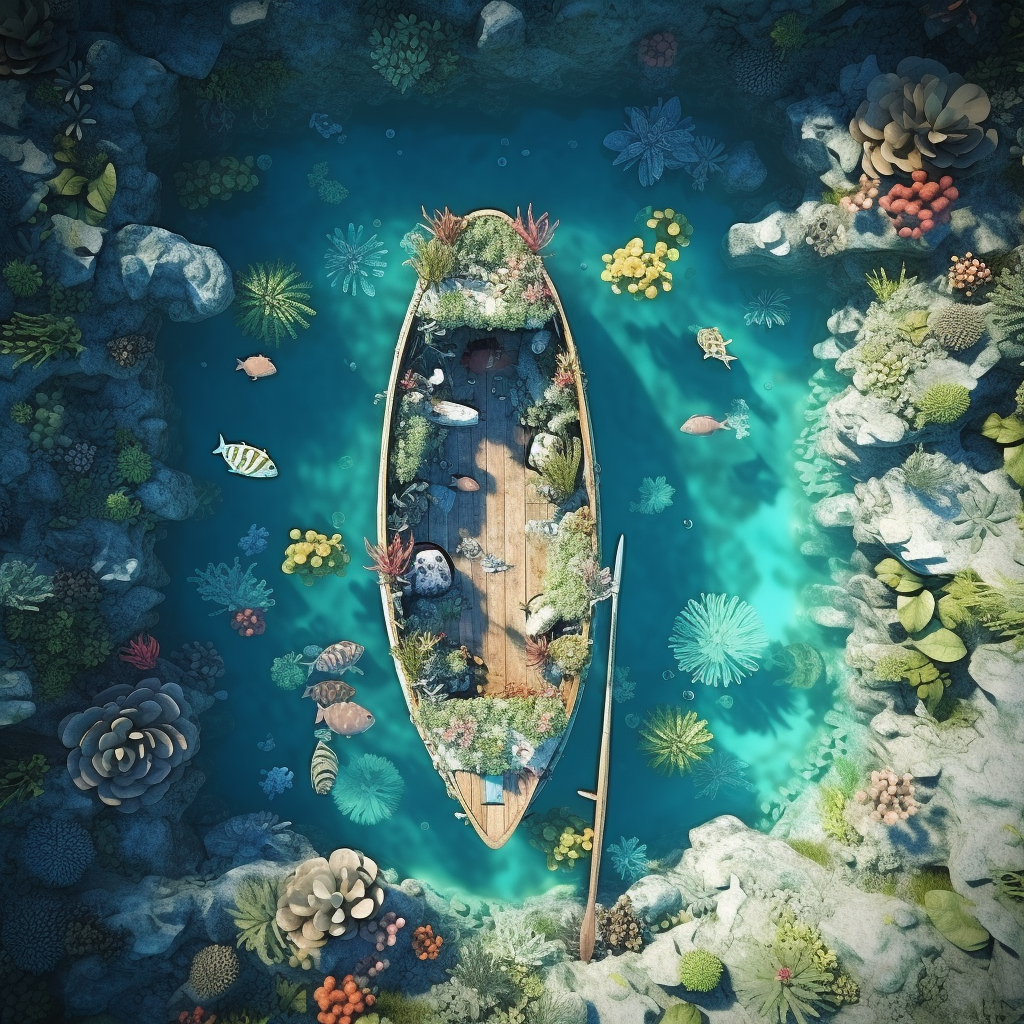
[212,433,278,478]
[310,740,338,795]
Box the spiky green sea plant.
[637,706,713,776]
[404,235,456,285]
[235,260,316,345]
[0,559,54,611]
[733,940,834,1024]
[914,383,971,428]
[539,436,582,505]
[1,313,83,369]
[229,875,289,966]
[2,259,42,298]
[116,444,152,484]
[865,264,911,303]
[678,949,724,992]
[331,753,404,825]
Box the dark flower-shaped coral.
[603,96,698,187]
[58,679,199,812]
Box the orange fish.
[315,700,375,737]
[236,354,277,380]
[680,415,729,436]
[450,474,480,491]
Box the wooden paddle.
[578,533,625,963]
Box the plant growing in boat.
[392,395,447,485]
[548,633,589,676]
[534,507,598,625]
[525,634,550,670]
[391,629,443,683]
[512,204,559,253]
[536,436,582,505]
[364,533,416,586]
[420,205,466,245]
[404,235,456,285]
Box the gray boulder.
[0,133,54,176]
[0,669,34,727]
[100,225,233,321]
[721,141,767,193]
[477,1,525,49]
[46,214,106,288]
[137,465,198,521]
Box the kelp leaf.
[925,890,990,951]
[1004,444,1024,487]
[901,309,930,344]
[875,557,924,593]
[86,162,117,217]
[898,590,935,634]
[47,168,88,196]
[982,413,1024,445]
[911,623,967,663]
[917,678,945,711]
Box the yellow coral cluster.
[282,529,351,585]
[648,206,694,247]
[600,236,677,299]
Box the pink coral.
[230,608,266,637]
[878,170,958,239]
[638,31,677,67]
[119,633,160,670]
[840,173,880,212]
[854,767,919,825]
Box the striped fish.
[310,740,338,795]
[212,434,278,478]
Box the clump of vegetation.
[786,838,835,868]
[900,445,959,502]
[391,394,447,485]
[174,156,259,209]
[527,806,594,872]
[536,436,582,505]
[865,263,912,303]
[536,507,599,625]
[9,401,33,424]
[229,875,289,966]
[638,706,713,776]
[1,312,83,369]
[913,382,971,428]
[990,263,1024,343]
[104,489,142,523]
[116,444,152,485]
[235,261,315,345]
[2,258,43,298]
[281,529,350,584]
[391,629,443,683]
[678,949,723,992]
[270,651,306,689]
[945,571,1024,646]
[548,633,589,676]
[0,754,50,811]
[368,13,460,95]
[404,235,456,285]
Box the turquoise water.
[158,101,838,901]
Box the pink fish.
[236,354,277,380]
[449,474,480,492]
[315,700,375,737]
[680,415,729,436]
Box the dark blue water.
[158,100,837,900]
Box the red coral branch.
[420,206,465,245]
[363,533,415,584]
[512,203,559,253]
[119,633,160,670]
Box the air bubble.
[682,519,693,529]
[625,713,640,728]
[373,219,381,227]
[580,263,588,271]
[385,128,395,138]
[332,512,346,528]
[349,361,357,370]
[662,669,675,680]
[201,361,207,368]
[338,455,354,470]
[568,140,578,149]
[521,149,530,157]
[764,381,774,390]
[500,138,509,146]
[420,821,430,830]
[681,690,695,701]
[256,154,272,170]
[498,157,507,167]
[397,149,402,155]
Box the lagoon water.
[157,101,841,902]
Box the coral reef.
[629,476,675,514]
[238,524,270,556]
[638,31,677,68]
[931,303,987,350]
[106,333,154,368]
[275,848,385,966]
[58,679,199,811]
[20,816,95,886]
[412,924,443,960]
[669,593,769,687]
[231,607,267,636]
[314,974,375,1024]
[189,558,275,614]
[189,944,240,999]
[948,253,993,297]
[678,949,723,992]
[849,57,998,175]
[271,651,306,689]
[118,632,160,669]
[259,766,292,798]
[282,529,350,583]
[235,261,316,345]
[597,895,645,953]
[878,171,959,238]
[839,174,880,212]
[608,836,649,882]
[600,236,676,299]
[853,767,920,824]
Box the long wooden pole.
[578,534,625,963]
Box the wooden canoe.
[376,208,601,848]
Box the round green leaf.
[662,1005,702,1024]
[925,890,990,951]
[911,624,967,663]
[1004,444,1024,488]
[875,558,924,593]
[898,590,935,634]
[982,413,1024,445]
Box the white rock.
[0,133,54,175]
[477,1,525,49]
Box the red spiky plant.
[364,533,415,585]
[420,206,465,245]
[119,633,160,670]
[525,634,550,670]
[512,204,559,253]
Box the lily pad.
[897,590,935,634]
[981,413,1024,445]
[924,890,990,951]
[911,623,967,664]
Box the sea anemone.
[669,593,770,688]
[637,706,713,776]
[331,754,404,825]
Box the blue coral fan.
[689,136,727,191]
[189,557,275,614]
[331,753,404,825]
[629,476,675,514]
[238,524,270,556]
[325,223,387,297]
[743,288,791,329]
[20,817,95,887]
[608,835,649,881]
[259,767,293,800]
[603,96,698,187]
[691,751,755,799]
[204,811,291,861]
[669,593,770,688]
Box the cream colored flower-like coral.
[275,848,385,968]
[849,56,998,176]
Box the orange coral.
[314,974,375,1024]
[179,1010,216,1024]
[411,924,444,960]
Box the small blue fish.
[213,434,278,478]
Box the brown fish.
[236,354,277,380]
[449,474,480,492]
[302,641,365,677]
[680,415,729,436]
[315,700,375,737]
[303,679,356,706]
